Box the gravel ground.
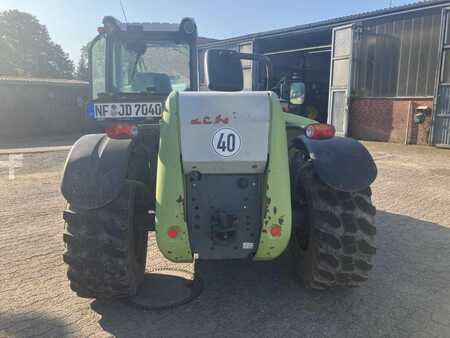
[0,141,449,337]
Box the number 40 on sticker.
[212,128,241,157]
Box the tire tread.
[291,155,377,289]
[63,185,147,299]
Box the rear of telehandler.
[61,28,377,298]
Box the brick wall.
[349,97,434,145]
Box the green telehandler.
[61,18,377,299]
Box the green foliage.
[75,44,89,81]
[0,10,74,79]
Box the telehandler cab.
[61,21,377,299]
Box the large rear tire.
[291,152,377,289]
[63,183,148,299]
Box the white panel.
[243,68,252,91]
[330,91,347,135]
[333,28,352,57]
[239,43,253,90]
[332,59,350,87]
[445,11,450,45]
[239,43,253,68]
[178,92,271,174]
[328,25,353,136]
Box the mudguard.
[295,136,377,192]
[61,134,133,210]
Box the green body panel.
[155,92,193,263]
[254,94,293,260]
[284,111,316,127]
[284,112,317,148]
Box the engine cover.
[178,92,271,174]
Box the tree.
[0,10,74,78]
[75,44,89,81]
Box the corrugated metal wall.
[353,9,442,97]
[433,85,450,145]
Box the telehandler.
[61,17,377,299]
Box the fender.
[61,134,133,210]
[294,136,377,192]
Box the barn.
[198,0,450,146]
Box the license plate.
[94,102,163,119]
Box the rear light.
[105,123,138,139]
[270,225,282,237]
[305,123,335,139]
[97,27,105,34]
[167,228,178,239]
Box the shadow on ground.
[0,312,71,337]
[91,211,450,337]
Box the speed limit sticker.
[212,128,241,157]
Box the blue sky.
[1,0,414,63]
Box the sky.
[0,0,415,64]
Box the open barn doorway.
[256,29,333,123]
[267,49,331,123]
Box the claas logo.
[190,114,230,125]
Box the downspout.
[404,101,414,144]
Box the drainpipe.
[404,101,414,144]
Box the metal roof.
[119,22,180,32]
[199,0,450,47]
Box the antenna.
[119,0,128,24]
[389,0,393,8]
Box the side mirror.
[290,81,305,105]
[205,49,243,91]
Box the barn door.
[238,42,253,91]
[432,8,450,147]
[328,25,354,136]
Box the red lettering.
[214,114,229,124]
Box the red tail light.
[270,225,282,237]
[305,124,335,139]
[105,123,138,139]
[167,228,178,238]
